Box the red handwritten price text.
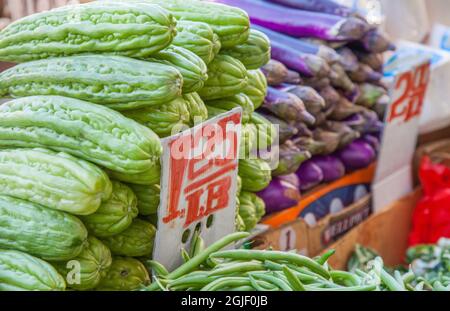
[163,112,241,228]
[388,62,430,123]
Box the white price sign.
[153,108,242,271]
[373,60,431,211]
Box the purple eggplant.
[348,63,383,83]
[328,96,365,120]
[310,155,346,182]
[261,59,289,86]
[336,47,359,72]
[252,24,341,64]
[296,160,324,191]
[257,176,301,214]
[291,122,313,137]
[355,51,383,72]
[355,83,387,108]
[361,134,380,153]
[322,121,360,148]
[319,85,340,109]
[285,70,303,84]
[356,29,395,53]
[278,173,301,188]
[335,138,376,171]
[292,135,327,155]
[216,0,370,41]
[264,0,356,18]
[257,111,299,143]
[264,87,316,125]
[304,77,331,90]
[330,63,356,93]
[313,128,341,154]
[273,141,312,176]
[287,85,326,114]
[343,113,366,132]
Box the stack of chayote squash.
[0,0,272,291]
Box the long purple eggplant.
[354,29,395,53]
[257,111,299,143]
[292,135,327,155]
[319,85,340,109]
[310,155,346,182]
[330,63,355,92]
[272,141,312,176]
[304,77,330,90]
[322,121,360,148]
[261,59,289,86]
[264,0,355,18]
[296,160,324,191]
[328,96,365,120]
[285,70,303,84]
[335,138,376,171]
[336,47,359,72]
[252,24,341,65]
[286,85,326,114]
[355,51,383,72]
[348,63,383,83]
[215,0,370,41]
[291,122,313,138]
[313,128,341,154]
[263,87,316,125]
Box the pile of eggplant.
[216,0,391,215]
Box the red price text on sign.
[163,112,241,228]
[388,62,430,123]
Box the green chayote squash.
[108,166,161,186]
[236,175,242,197]
[172,20,221,65]
[198,54,248,100]
[101,219,156,257]
[53,237,112,290]
[205,93,255,124]
[128,184,161,216]
[82,181,139,238]
[250,112,277,151]
[243,69,268,109]
[97,257,150,291]
[183,92,208,125]
[238,158,272,192]
[0,249,66,291]
[239,191,266,232]
[221,29,271,70]
[122,97,191,138]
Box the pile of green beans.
[139,232,427,291]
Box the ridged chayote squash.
[82,181,139,238]
[238,158,272,192]
[205,93,255,124]
[183,92,208,125]
[101,219,156,257]
[53,237,112,290]
[243,69,268,109]
[97,257,150,291]
[0,249,66,291]
[128,184,161,216]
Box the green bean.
[433,281,450,291]
[145,232,249,290]
[190,231,204,258]
[228,285,255,291]
[248,275,279,291]
[315,249,335,265]
[282,266,305,291]
[201,277,251,291]
[330,270,361,286]
[263,260,318,283]
[304,284,377,291]
[152,276,169,291]
[401,271,416,284]
[168,272,216,288]
[380,269,405,291]
[394,271,406,289]
[181,248,191,264]
[250,272,293,291]
[210,261,265,276]
[145,260,169,278]
[211,250,330,279]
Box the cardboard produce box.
[325,188,422,270]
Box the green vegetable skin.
[97,257,150,291]
[205,93,254,123]
[101,219,156,257]
[122,97,191,138]
[82,181,139,238]
[0,96,162,177]
[0,148,112,215]
[239,191,266,231]
[238,158,272,192]
[143,0,250,48]
[128,184,161,216]
[172,20,221,64]
[53,237,112,290]
[222,29,271,70]
[0,249,66,291]
[0,55,183,108]
[199,54,249,100]
[0,195,88,261]
[250,112,277,150]
[243,69,268,109]
[183,92,208,125]
[147,45,208,93]
[0,1,177,62]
